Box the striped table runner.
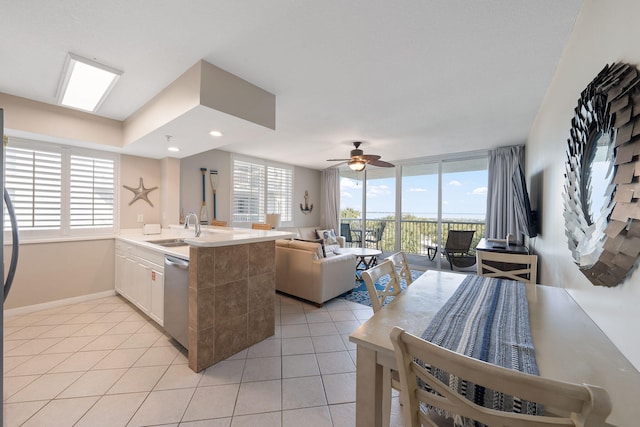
[421,274,541,421]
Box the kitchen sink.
[147,238,188,248]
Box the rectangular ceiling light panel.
[57,53,122,112]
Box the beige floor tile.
[282,376,327,410]
[127,388,195,427]
[58,368,127,398]
[36,323,87,338]
[21,396,98,427]
[6,352,71,376]
[316,351,356,375]
[308,322,340,337]
[3,355,32,374]
[71,322,117,337]
[103,320,145,334]
[154,363,203,390]
[322,372,356,404]
[282,354,319,378]
[282,406,333,427]
[230,411,281,427]
[247,338,281,358]
[4,315,44,328]
[305,312,333,323]
[65,312,108,324]
[7,371,83,403]
[328,402,356,427]
[280,313,308,325]
[182,384,239,421]
[117,332,163,349]
[3,400,48,427]
[3,375,39,399]
[107,365,167,394]
[81,333,131,351]
[280,324,310,338]
[199,359,245,386]
[328,310,358,322]
[312,335,347,353]
[182,418,231,427]
[234,379,281,416]
[98,310,138,323]
[281,337,314,355]
[42,335,96,354]
[3,339,27,353]
[49,349,110,373]
[241,356,282,382]
[133,345,180,367]
[92,347,146,369]
[341,334,357,351]
[5,337,62,356]
[6,325,55,340]
[74,392,148,427]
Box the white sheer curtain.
[485,145,524,240]
[321,168,340,232]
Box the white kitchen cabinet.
[115,241,165,326]
[149,269,164,325]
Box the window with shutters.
[231,156,293,225]
[4,137,118,239]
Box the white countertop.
[117,225,294,260]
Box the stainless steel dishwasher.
[164,255,189,349]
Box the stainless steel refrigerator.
[2,108,21,425]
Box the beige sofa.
[278,226,346,249]
[275,226,355,305]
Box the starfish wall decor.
[123,177,158,207]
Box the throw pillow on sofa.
[316,228,338,246]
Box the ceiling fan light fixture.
[348,159,366,171]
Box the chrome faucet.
[184,212,201,237]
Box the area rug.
[338,269,424,307]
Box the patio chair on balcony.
[340,223,361,247]
[443,229,476,270]
[365,221,386,250]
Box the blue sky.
[340,169,488,220]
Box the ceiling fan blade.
[327,158,351,162]
[361,154,381,161]
[368,159,394,167]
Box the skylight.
[57,53,122,112]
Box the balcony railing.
[340,218,486,256]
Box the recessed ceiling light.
[209,130,224,137]
[56,53,122,112]
[168,147,180,152]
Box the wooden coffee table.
[335,247,383,279]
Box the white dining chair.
[385,251,414,286]
[361,259,404,427]
[476,250,538,284]
[390,326,612,427]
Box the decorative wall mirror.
[563,62,640,287]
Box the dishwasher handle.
[165,256,189,270]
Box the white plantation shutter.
[4,138,118,238]
[232,159,265,223]
[267,165,293,222]
[232,157,293,224]
[5,146,62,230]
[70,155,115,229]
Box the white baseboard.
[4,290,117,317]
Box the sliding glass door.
[365,167,395,251]
[339,154,487,269]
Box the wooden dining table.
[349,270,640,427]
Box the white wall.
[180,149,322,227]
[527,0,640,370]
